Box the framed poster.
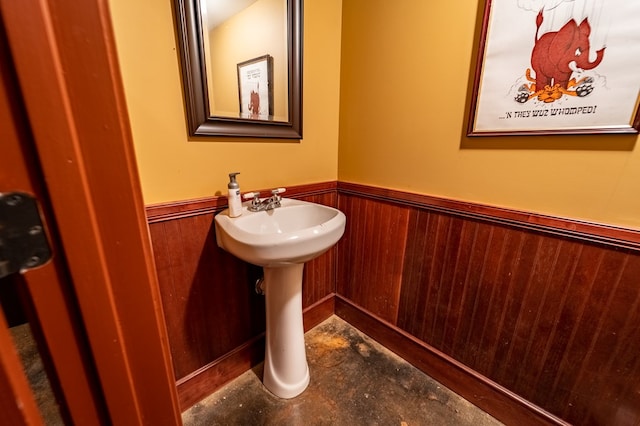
[237,55,274,120]
[468,0,640,136]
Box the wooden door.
[0,22,105,424]
[0,0,182,424]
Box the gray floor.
[183,316,503,426]
[10,323,64,425]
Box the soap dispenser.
[227,172,242,217]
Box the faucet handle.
[269,188,285,208]
[243,192,261,207]
[243,191,260,200]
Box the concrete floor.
[10,323,64,425]
[183,316,503,426]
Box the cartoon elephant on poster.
[530,11,605,92]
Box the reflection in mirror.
[201,0,287,121]
[174,0,303,139]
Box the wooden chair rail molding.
[146,180,640,250]
[146,181,337,223]
[146,181,640,250]
[337,182,640,251]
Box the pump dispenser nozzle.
[228,172,240,189]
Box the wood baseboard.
[334,296,569,426]
[302,294,335,332]
[176,334,264,411]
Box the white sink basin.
[214,197,346,399]
[214,198,346,267]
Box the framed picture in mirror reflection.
[237,55,274,120]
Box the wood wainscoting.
[337,182,640,426]
[146,182,337,410]
[146,181,640,425]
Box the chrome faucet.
[243,192,262,211]
[244,188,286,212]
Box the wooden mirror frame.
[174,0,303,139]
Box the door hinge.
[0,192,52,279]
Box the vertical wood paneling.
[491,233,542,386]
[480,230,526,378]
[440,220,479,356]
[588,257,640,424]
[337,196,409,324]
[547,245,605,412]
[301,192,338,308]
[397,209,430,331]
[450,223,493,362]
[149,215,264,380]
[338,190,640,426]
[461,225,505,370]
[526,241,584,402]
[558,250,638,422]
[426,212,451,348]
[303,247,336,307]
[506,237,561,389]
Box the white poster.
[237,55,273,119]
[468,0,640,135]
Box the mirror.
[174,0,302,138]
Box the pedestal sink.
[214,198,346,398]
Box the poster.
[468,0,640,136]
[237,55,274,119]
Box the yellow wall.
[110,0,639,229]
[108,0,342,204]
[338,0,640,229]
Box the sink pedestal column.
[262,263,309,398]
